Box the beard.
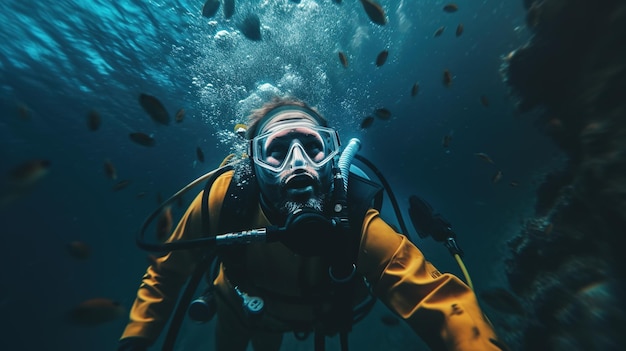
[281,196,324,215]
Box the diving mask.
[251,120,340,173]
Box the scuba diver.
[117,96,505,351]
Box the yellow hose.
[454,253,474,291]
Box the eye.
[304,140,324,158]
[266,142,288,161]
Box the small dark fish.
[380,314,400,326]
[67,298,126,326]
[139,93,169,125]
[455,23,464,37]
[202,0,220,18]
[175,108,185,123]
[359,0,387,25]
[360,116,375,129]
[223,0,235,19]
[196,146,205,163]
[112,179,132,192]
[480,95,489,107]
[156,206,173,241]
[375,49,389,67]
[156,192,163,205]
[479,288,525,316]
[474,152,494,164]
[492,170,503,184]
[103,159,117,180]
[67,241,91,260]
[239,13,262,41]
[434,26,445,37]
[136,192,147,199]
[8,159,51,186]
[373,108,391,120]
[129,132,155,147]
[443,3,458,13]
[442,69,452,87]
[442,134,452,148]
[87,110,101,131]
[17,103,31,120]
[338,51,348,68]
[411,82,419,97]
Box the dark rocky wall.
[499,0,626,350]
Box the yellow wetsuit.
[120,170,502,351]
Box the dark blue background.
[0,1,559,350]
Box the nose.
[288,143,308,169]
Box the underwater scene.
[1,0,624,350]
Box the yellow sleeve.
[120,171,233,342]
[357,209,503,351]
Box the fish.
[455,23,464,37]
[373,108,391,120]
[175,108,185,123]
[480,95,489,107]
[442,134,453,148]
[202,0,220,18]
[474,152,494,164]
[196,146,205,163]
[479,288,525,316]
[509,181,519,187]
[443,69,453,87]
[380,314,400,326]
[112,179,132,192]
[129,132,155,147]
[239,13,261,41]
[360,116,375,129]
[67,241,91,260]
[338,51,348,68]
[67,298,126,326]
[434,26,445,37]
[360,0,387,25]
[443,3,458,13]
[139,93,170,125]
[136,192,147,199]
[223,0,235,19]
[156,206,173,241]
[87,110,101,131]
[8,159,51,186]
[375,49,389,67]
[103,159,117,180]
[492,170,503,184]
[17,103,31,120]
[411,82,419,97]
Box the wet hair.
[245,96,328,139]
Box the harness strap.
[204,166,383,351]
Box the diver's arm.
[120,190,207,343]
[357,209,503,351]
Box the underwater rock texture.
[501,0,626,350]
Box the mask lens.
[253,122,339,172]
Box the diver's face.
[253,119,337,215]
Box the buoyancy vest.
[201,164,383,350]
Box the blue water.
[0,1,561,350]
